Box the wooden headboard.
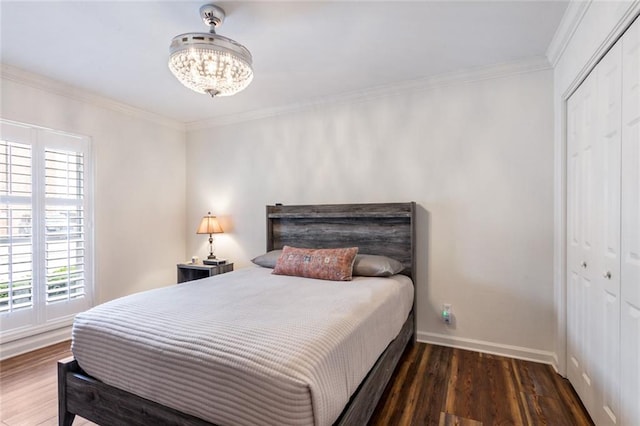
[266,202,416,278]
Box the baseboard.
[417,331,556,365]
[551,353,562,375]
[2,326,556,366]
[0,326,72,361]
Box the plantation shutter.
[0,119,92,338]
[0,140,33,314]
[45,148,86,304]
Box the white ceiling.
[0,1,568,124]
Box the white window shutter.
[0,120,93,338]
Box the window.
[0,120,92,339]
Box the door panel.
[620,304,639,426]
[567,71,599,415]
[567,83,583,393]
[596,40,622,426]
[621,17,640,426]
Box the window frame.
[0,119,94,343]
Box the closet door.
[620,18,640,426]
[567,16,639,425]
[595,38,622,426]
[566,66,599,416]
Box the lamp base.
[207,254,217,259]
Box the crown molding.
[546,1,591,67]
[557,0,640,100]
[186,56,551,131]
[1,55,552,134]
[1,63,185,132]
[547,0,640,68]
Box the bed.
[58,202,416,426]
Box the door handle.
[603,271,612,279]
[581,261,587,268]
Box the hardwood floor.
[0,341,94,426]
[0,341,592,426]
[370,343,594,426]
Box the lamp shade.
[197,213,223,234]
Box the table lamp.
[196,212,224,259]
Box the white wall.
[550,0,640,374]
[186,66,556,361]
[0,67,187,355]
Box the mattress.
[72,266,414,426]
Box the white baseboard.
[551,353,562,375]
[0,326,558,366]
[417,331,556,365]
[0,326,72,361]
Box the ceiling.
[0,1,568,124]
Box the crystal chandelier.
[169,4,253,97]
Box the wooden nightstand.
[176,262,234,283]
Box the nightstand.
[176,262,234,284]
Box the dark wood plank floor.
[0,341,593,426]
[370,343,594,426]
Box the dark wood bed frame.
[58,202,417,426]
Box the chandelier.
[168,4,253,97]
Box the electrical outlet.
[442,304,452,324]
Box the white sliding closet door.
[620,18,640,426]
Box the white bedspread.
[72,266,414,426]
